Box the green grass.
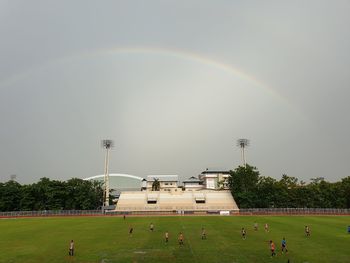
[0,215,349,263]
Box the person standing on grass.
[123,214,126,220]
[254,222,258,231]
[178,232,184,246]
[129,226,133,237]
[305,225,311,237]
[269,240,276,257]
[264,223,269,232]
[281,237,288,254]
[69,240,74,256]
[241,228,246,240]
[165,231,169,243]
[201,227,206,240]
[150,223,154,232]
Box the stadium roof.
[84,174,143,181]
[183,176,202,183]
[84,174,144,192]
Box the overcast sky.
[1,0,349,183]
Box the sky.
[0,0,349,184]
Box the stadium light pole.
[237,139,249,168]
[102,139,114,207]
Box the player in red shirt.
[269,240,276,257]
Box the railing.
[0,210,102,217]
[238,208,350,215]
[0,208,349,218]
[115,205,236,211]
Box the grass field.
[0,215,349,263]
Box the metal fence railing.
[0,208,349,217]
[0,210,102,217]
[238,208,350,215]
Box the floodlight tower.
[237,139,249,168]
[102,139,114,207]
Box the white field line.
[179,218,198,263]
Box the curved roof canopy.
[84,173,143,181]
[84,174,144,191]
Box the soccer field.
[0,215,349,263]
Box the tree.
[0,180,22,211]
[65,178,103,209]
[340,177,350,208]
[228,164,259,208]
[280,174,298,188]
[19,185,36,211]
[0,178,103,212]
[152,178,160,191]
[255,176,279,208]
[217,180,226,190]
[276,174,299,208]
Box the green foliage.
[228,164,259,208]
[0,178,103,212]
[0,180,22,211]
[341,176,350,207]
[152,178,160,191]
[228,165,350,208]
[1,171,350,211]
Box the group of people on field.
[240,222,311,258]
[267,238,288,257]
[68,218,312,258]
[128,222,206,245]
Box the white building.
[199,170,231,190]
[183,176,203,191]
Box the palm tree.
[152,178,160,191]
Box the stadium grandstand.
[84,172,239,213]
[116,190,238,212]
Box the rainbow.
[89,46,287,104]
[1,45,303,117]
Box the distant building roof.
[147,175,179,182]
[183,176,202,183]
[201,170,230,175]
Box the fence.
[238,208,350,215]
[0,208,350,218]
[0,210,102,217]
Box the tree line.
[2,166,349,211]
[0,178,103,211]
[228,165,350,208]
